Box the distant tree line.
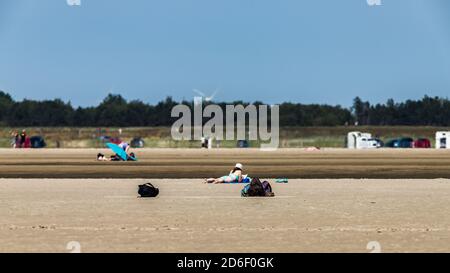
[0,90,449,126]
[352,96,450,126]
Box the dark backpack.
[241,178,275,197]
[261,180,275,197]
[138,183,159,197]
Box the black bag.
[241,178,275,197]
[138,183,159,197]
[261,180,275,197]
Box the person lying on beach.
[205,163,246,184]
[97,152,136,161]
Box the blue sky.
[0,0,449,106]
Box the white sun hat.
[235,163,243,169]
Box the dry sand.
[0,178,449,253]
[1,148,449,252]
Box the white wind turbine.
[193,88,219,102]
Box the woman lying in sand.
[97,152,136,161]
[205,163,246,184]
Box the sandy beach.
[0,178,449,253]
[1,148,450,179]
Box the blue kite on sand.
[106,142,137,161]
